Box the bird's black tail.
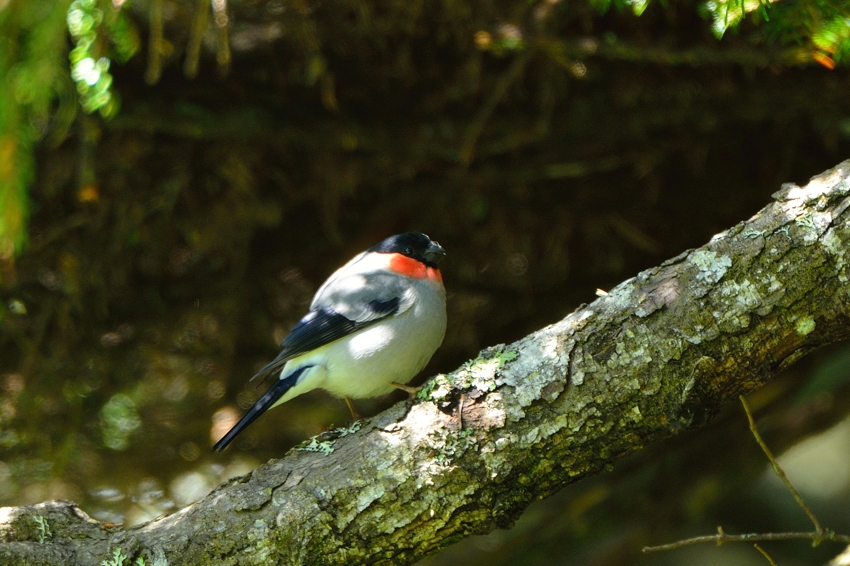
[211,366,310,453]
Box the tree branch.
[3,160,850,565]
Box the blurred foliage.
[100,392,142,450]
[700,0,850,69]
[592,0,850,69]
[0,0,72,261]
[0,0,850,564]
[67,0,140,117]
[0,0,137,263]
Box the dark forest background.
[2,0,850,564]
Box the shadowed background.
[2,0,850,564]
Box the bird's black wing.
[248,297,401,385]
[214,298,401,451]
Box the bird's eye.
[404,247,414,255]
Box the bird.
[212,232,447,452]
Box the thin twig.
[643,396,850,556]
[754,543,779,566]
[184,0,211,79]
[458,52,529,165]
[643,530,850,553]
[739,395,825,539]
[145,0,165,84]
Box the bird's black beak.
[424,240,446,265]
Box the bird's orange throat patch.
[387,253,443,283]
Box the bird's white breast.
[275,276,446,404]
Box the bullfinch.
[212,232,447,452]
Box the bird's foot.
[390,381,421,400]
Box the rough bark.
[2,160,850,566]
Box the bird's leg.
[344,396,362,420]
[390,381,421,399]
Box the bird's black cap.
[369,232,446,268]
